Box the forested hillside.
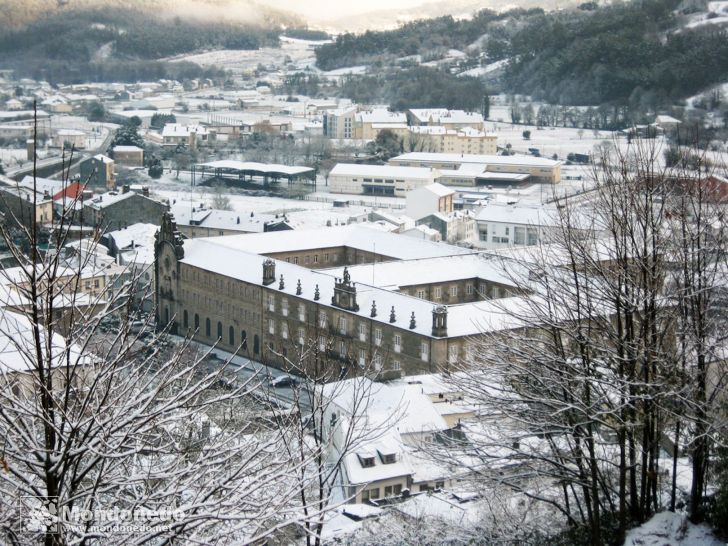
[315,0,728,106]
[0,1,304,83]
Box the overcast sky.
[262,0,431,20]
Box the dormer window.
[359,456,376,468]
[380,453,397,464]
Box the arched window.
[217,321,222,339]
[183,310,188,329]
[253,335,260,355]
[241,330,247,350]
[194,313,199,330]
[229,326,234,346]
[205,318,211,337]
[164,307,169,325]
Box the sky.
[262,0,433,21]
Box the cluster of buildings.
[329,152,561,197]
[155,216,525,381]
[322,107,497,154]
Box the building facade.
[155,219,521,380]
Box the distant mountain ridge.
[0,0,303,29]
[0,0,308,83]
[314,0,728,107]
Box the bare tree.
[0,110,313,545]
[263,315,402,546]
[439,139,728,544]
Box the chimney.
[432,306,448,337]
[142,186,149,197]
[262,259,275,286]
[122,184,130,194]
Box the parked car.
[270,374,298,388]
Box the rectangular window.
[466,283,474,296]
[319,311,327,328]
[434,287,442,299]
[373,353,383,370]
[298,327,305,345]
[450,286,458,297]
[324,253,330,262]
[505,227,510,235]
[392,360,401,372]
[527,227,539,245]
[268,294,275,312]
[514,226,526,245]
[382,453,397,464]
[358,322,367,342]
[305,255,311,264]
[374,328,382,346]
[319,335,326,352]
[314,254,319,263]
[298,303,305,321]
[293,257,299,264]
[393,334,402,353]
[268,319,275,335]
[362,487,379,501]
[281,298,288,316]
[338,316,347,335]
[339,341,346,358]
[416,289,426,299]
[448,345,458,363]
[281,322,288,339]
[421,341,429,362]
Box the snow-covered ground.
[624,512,723,546]
[165,39,317,75]
[457,59,508,78]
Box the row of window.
[407,284,476,300]
[361,484,403,502]
[282,252,337,265]
[182,269,261,300]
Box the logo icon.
[19,496,62,534]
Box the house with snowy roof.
[0,308,96,397]
[83,186,168,231]
[321,375,475,503]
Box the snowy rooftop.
[197,160,313,176]
[416,182,454,198]
[408,109,484,125]
[330,163,434,180]
[170,204,280,233]
[475,204,561,226]
[112,145,143,153]
[204,224,471,260]
[162,123,208,138]
[179,227,524,338]
[356,109,407,124]
[106,223,158,250]
[86,190,135,209]
[0,309,91,373]
[392,152,561,168]
[322,254,514,291]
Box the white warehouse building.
[328,164,436,196]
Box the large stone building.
[155,218,523,379]
[84,187,169,230]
